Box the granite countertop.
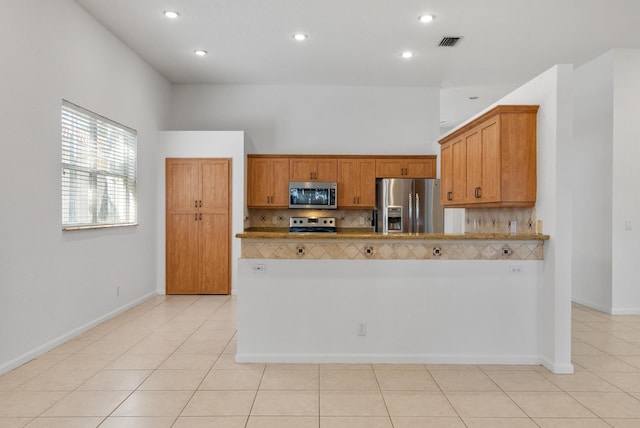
[236,228,549,241]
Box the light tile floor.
[1,296,640,427]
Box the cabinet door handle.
[199,213,202,221]
[474,187,482,199]
[195,200,198,208]
[447,191,453,201]
[199,200,202,208]
[195,213,198,221]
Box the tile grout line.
[428,364,473,428]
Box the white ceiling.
[74,0,640,129]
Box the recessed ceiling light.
[401,51,414,59]
[194,49,208,56]
[419,14,435,23]
[164,11,179,19]
[293,33,308,41]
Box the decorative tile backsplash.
[464,207,536,234]
[247,207,538,234]
[241,240,544,260]
[248,209,374,229]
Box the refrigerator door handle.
[415,192,420,234]
[408,192,413,234]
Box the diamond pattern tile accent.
[249,208,372,229]
[242,241,544,260]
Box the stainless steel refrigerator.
[375,178,444,233]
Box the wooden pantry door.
[166,158,231,295]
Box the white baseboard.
[610,308,640,315]
[540,355,574,374]
[235,353,542,366]
[571,297,640,315]
[572,297,612,314]
[0,291,159,376]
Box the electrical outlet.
[272,216,278,225]
[252,264,266,272]
[359,216,365,225]
[509,265,524,275]
[625,220,632,230]
[357,321,367,336]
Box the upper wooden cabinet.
[247,154,439,209]
[247,156,290,208]
[438,105,539,208]
[375,156,436,178]
[290,157,337,182]
[337,158,376,209]
[440,135,467,205]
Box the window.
[61,100,137,230]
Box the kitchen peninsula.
[236,228,551,369]
[236,105,567,373]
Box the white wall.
[0,0,170,374]
[497,65,575,373]
[157,132,246,294]
[571,49,640,314]
[238,260,541,364]
[611,49,640,313]
[439,65,575,373]
[167,85,440,155]
[572,51,615,312]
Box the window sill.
[62,223,139,231]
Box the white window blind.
[61,100,137,230]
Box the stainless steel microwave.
[289,182,337,209]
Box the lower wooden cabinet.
[166,158,230,295]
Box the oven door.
[289,182,337,209]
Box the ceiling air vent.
[438,36,462,47]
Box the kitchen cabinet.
[440,135,467,205]
[375,156,436,178]
[290,157,337,182]
[166,158,230,295]
[247,156,290,207]
[337,158,376,208]
[438,105,538,208]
